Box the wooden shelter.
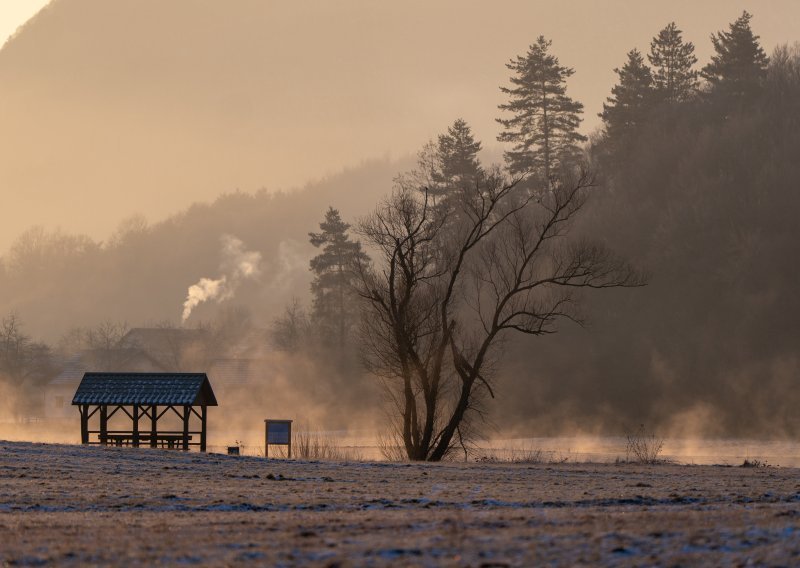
[72,372,217,451]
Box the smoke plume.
[181,235,262,322]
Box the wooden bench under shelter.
[72,372,218,451]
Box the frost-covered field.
[2,441,800,566]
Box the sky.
[0,0,48,46]
[1,1,799,252]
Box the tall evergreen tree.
[648,22,698,103]
[497,36,586,184]
[701,11,769,102]
[601,49,654,140]
[395,120,484,216]
[434,118,483,190]
[308,208,369,348]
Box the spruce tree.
[308,208,369,348]
[601,49,654,140]
[648,22,698,103]
[701,11,769,102]
[497,36,586,184]
[396,120,484,216]
[434,118,483,190]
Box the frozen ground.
[1,441,800,566]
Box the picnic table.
[103,434,192,449]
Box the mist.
[2,1,800,451]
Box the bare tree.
[58,320,134,370]
[271,298,311,352]
[354,168,646,461]
[0,313,52,385]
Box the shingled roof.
[72,372,218,406]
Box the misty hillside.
[495,44,800,438]
[0,157,407,340]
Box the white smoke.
[181,234,262,323]
[265,239,314,296]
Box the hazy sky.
[0,1,49,46]
[1,1,799,252]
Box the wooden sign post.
[264,419,293,458]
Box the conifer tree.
[648,22,698,103]
[308,208,369,347]
[600,49,654,140]
[434,118,483,190]
[701,11,769,102]
[395,120,484,217]
[497,36,586,184]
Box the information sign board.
[264,419,293,458]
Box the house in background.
[44,348,163,420]
[43,327,267,420]
[206,358,266,403]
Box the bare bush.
[625,425,664,464]
[376,430,409,462]
[292,430,363,461]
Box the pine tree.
[497,36,586,184]
[395,120,484,218]
[648,22,698,103]
[600,49,654,140]
[701,11,769,102]
[308,208,369,348]
[428,118,484,216]
[434,118,483,190]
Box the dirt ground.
[1,441,800,566]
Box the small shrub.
[625,425,664,464]
[292,431,363,461]
[740,458,768,468]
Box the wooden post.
[200,405,207,452]
[99,405,108,446]
[264,420,268,459]
[132,404,139,447]
[80,404,89,444]
[150,405,158,448]
[182,405,190,451]
[287,421,292,459]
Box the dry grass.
[474,445,571,464]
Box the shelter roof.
[207,358,262,387]
[72,372,218,406]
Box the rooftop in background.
[72,372,218,406]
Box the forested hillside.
[497,23,800,437]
